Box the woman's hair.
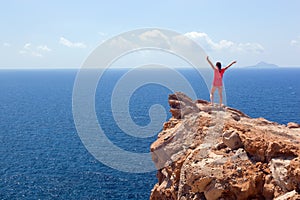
[216,62,222,70]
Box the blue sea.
[0,68,299,199]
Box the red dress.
[213,68,226,87]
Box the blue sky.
[1,0,300,68]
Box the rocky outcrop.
[150,92,300,200]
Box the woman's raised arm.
[206,56,216,70]
[224,60,237,70]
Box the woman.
[206,56,237,107]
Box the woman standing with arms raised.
[206,56,237,107]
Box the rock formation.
[150,92,300,200]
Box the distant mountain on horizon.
[244,61,280,69]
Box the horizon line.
[0,65,300,70]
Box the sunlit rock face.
[150,92,300,200]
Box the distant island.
[244,61,280,69]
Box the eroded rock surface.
[150,92,300,200]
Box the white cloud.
[19,49,42,57]
[98,32,107,36]
[59,37,87,48]
[37,45,51,52]
[109,36,138,50]
[19,43,51,57]
[30,51,43,57]
[139,30,171,49]
[3,42,11,47]
[290,37,300,47]
[19,50,26,55]
[184,32,264,53]
[139,30,169,42]
[291,40,298,46]
[24,43,31,50]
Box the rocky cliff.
[150,92,300,200]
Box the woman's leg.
[210,86,216,105]
[218,87,223,106]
